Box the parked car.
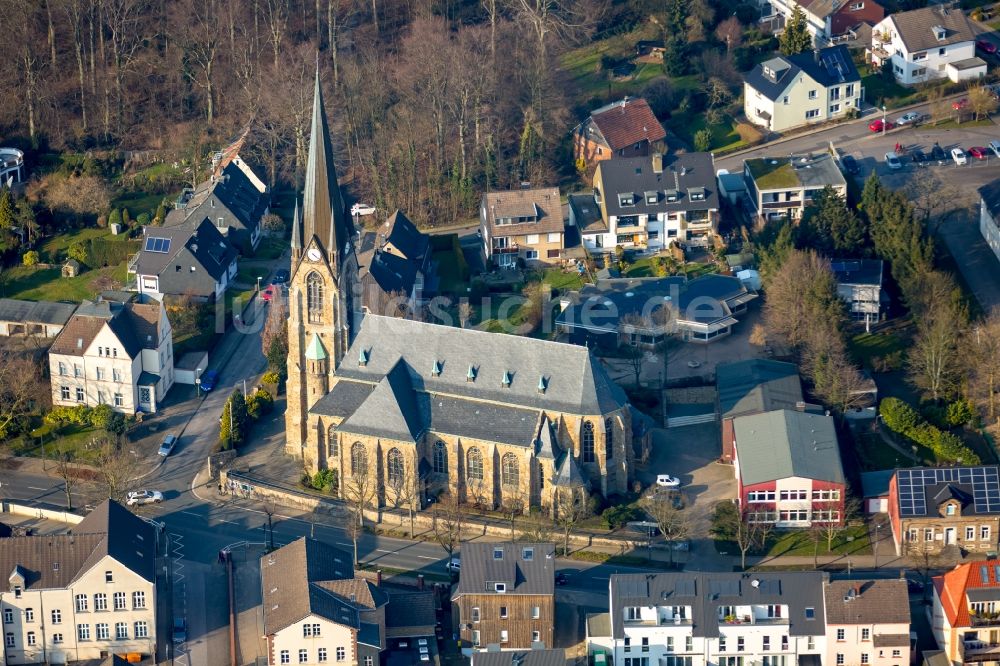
[351,202,376,216]
[158,434,178,457]
[953,98,969,111]
[952,147,968,165]
[990,140,1000,158]
[260,284,277,302]
[895,111,922,125]
[969,146,989,160]
[656,474,681,488]
[884,152,903,170]
[172,618,187,643]
[126,490,163,506]
[271,268,290,285]
[555,571,571,586]
[446,557,461,573]
[978,39,998,54]
[840,154,860,175]
[910,148,928,165]
[199,369,219,392]
[868,119,893,132]
[931,143,947,163]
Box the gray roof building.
[0,298,78,338]
[717,359,804,420]
[472,649,566,666]
[882,5,978,52]
[831,259,883,287]
[744,46,860,103]
[823,579,910,626]
[357,210,436,311]
[609,571,829,638]
[567,193,608,235]
[454,542,555,598]
[595,152,719,219]
[130,218,238,300]
[733,409,845,486]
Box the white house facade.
[978,180,1000,265]
[869,6,982,85]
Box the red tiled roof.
[590,98,666,152]
[935,562,1000,627]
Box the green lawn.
[112,191,168,220]
[235,265,270,286]
[13,422,106,464]
[855,431,924,470]
[39,227,113,263]
[254,236,287,260]
[624,257,718,279]
[665,114,747,153]
[927,117,997,129]
[431,235,470,295]
[765,524,872,557]
[848,331,906,369]
[2,264,128,302]
[861,72,918,109]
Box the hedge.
[880,397,980,465]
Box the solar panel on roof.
[897,466,1000,517]
[144,237,171,253]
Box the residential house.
[261,538,387,666]
[716,360,805,464]
[165,152,268,253]
[869,6,984,84]
[0,299,77,338]
[48,294,174,414]
[555,274,758,348]
[932,562,1000,665]
[128,218,238,302]
[480,188,564,268]
[452,543,555,654]
[733,409,847,527]
[760,0,884,45]
[471,649,566,666]
[823,579,911,666]
[888,466,1000,557]
[0,500,158,665]
[383,591,436,641]
[567,194,609,252]
[588,571,829,666]
[831,259,884,328]
[743,154,847,223]
[573,97,667,170]
[306,314,636,508]
[977,180,1000,266]
[356,209,435,314]
[861,469,894,515]
[744,46,862,132]
[590,152,720,253]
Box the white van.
[952,148,968,165]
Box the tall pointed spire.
[290,194,301,251]
[302,67,348,260]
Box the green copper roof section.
[305,333,328,361]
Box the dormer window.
[493,547,504,560]
[850,1,863,8]
[934,26,947,41]
[946,503,956,516]
[618,194,635,207]
[689,187,706,201]
[666,189,679,202]
[494,583,507,593]
[645,191,659,205]
[522,547,534,561]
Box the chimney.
[376,569,382,587]
[417,574,425,591]
[814,49,821,64]
[652,153,664,174]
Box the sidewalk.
[229,543,268,666]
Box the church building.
[285,69,639,514]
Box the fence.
[3,500,85,525]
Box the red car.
[260,285,276,302]
[969,146,989,160]
[978,39,998,54]
[953,98,969,110]
[868,119,894,132]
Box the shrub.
[947,398,976,427]
[22,251,39,266]
[310,468,338,493]
[693,128,713,152]
[880,397,980,464]
[602,504,642,529]
[136,213,151,226]
[67,241,88,265]
[43,405,92,427]
[108,208,122,228]
[261,371,281,385]
[880,397,922,433]
[89,404,115,429]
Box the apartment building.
[869,5,983,84]
[589,571,829,666]
[743,154,847,223]
[452,543,555,654]
[480,188,564,267]
[823,580,911,666]
[48,294,174,414]
[0,501,158,664]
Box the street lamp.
[195,368,202,398]
[882,105,887,135]
[256,276,262,293]
[873,523,883,569]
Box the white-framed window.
[913,51,927,61]
[532,630,541,642]
[299,649,308,663]
[946,504,956,516]
[280,650,290,664]
[364,657,373,666]
[924,528,934,542]
[830,104,840,114]
[303,623,321,637]
[983,526,992,541]
[806,109,820,119]
[24,608,33,623]
[686,636,693,652]
[52,633,63,643]
[892,650,901,658]
[76,594,88,612]
[96,623,109,640]
[26,631,36,646]
[51,609,62,624]
[113,592,126,610]
[132,591,146,609]
[74,364,82,377]
[336,646,346,661]
[112,369,122,382]
[525,250,538,260]
[908,528,918,542]
[115,622,128,640]
[2,609,11,624]
[472,631,481,647]
[836,628,845,641]
[134,621,148,638]
[748,491,776,502]
[547,232,560,243]
[500,629,509,643]
[532,606,540,619]
[77,624,90,641]
[4,633,13,648]
[61,386,70,400]
[861,654,869,664]
[807,636,815,650]
[94,593,107,611]
[836,656,844,666]
[500,606,508,619]
[862,628,870,641]
[75,386,85,402]
[967,526,976,540]
[526,234,539,244]
[318,648,328,662]
[471,607,480,622]
[808,90,817,99]
[780,490,808,501]
[114,393,124,407]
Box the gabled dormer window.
[934,26,947,41]
[645,191,659,205]
[946,503,956,516]
[618,193,635,207]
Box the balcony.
[971,614,1000,628]
[127,253,140,273]
[962,638,1000,663]
[623,615,692,627]
[719,614,789,626]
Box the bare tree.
[715,16,743,52]
[261,496,278,550]
[431,492,465,558]
[387,456,419,538]
[904,169,960,226]
[968,84,998,121]
[907,272,965,401]
[53,447,79,511]
[0,352,46,440]
[970,311,1000,426]
[643,492,690,565]
[501,489,527,539]
[93,438,141,503]
[341,456,378,566]
[552,481,593,555]
[711,500,766,570]
[174,0,224,123]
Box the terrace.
[0,147,25,185]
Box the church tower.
[285,68,357,466]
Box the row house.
[480,188,564,268]
[48,294,174,414]
[933,562,1000,665]
[743,154,847,223]
[824,580,911,666]
[452,543,555,654]
[734,409,847,527]
[888,466,1000,557]
[589,152,720,254]
[869,5,983,85]
[0,501,158,665]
